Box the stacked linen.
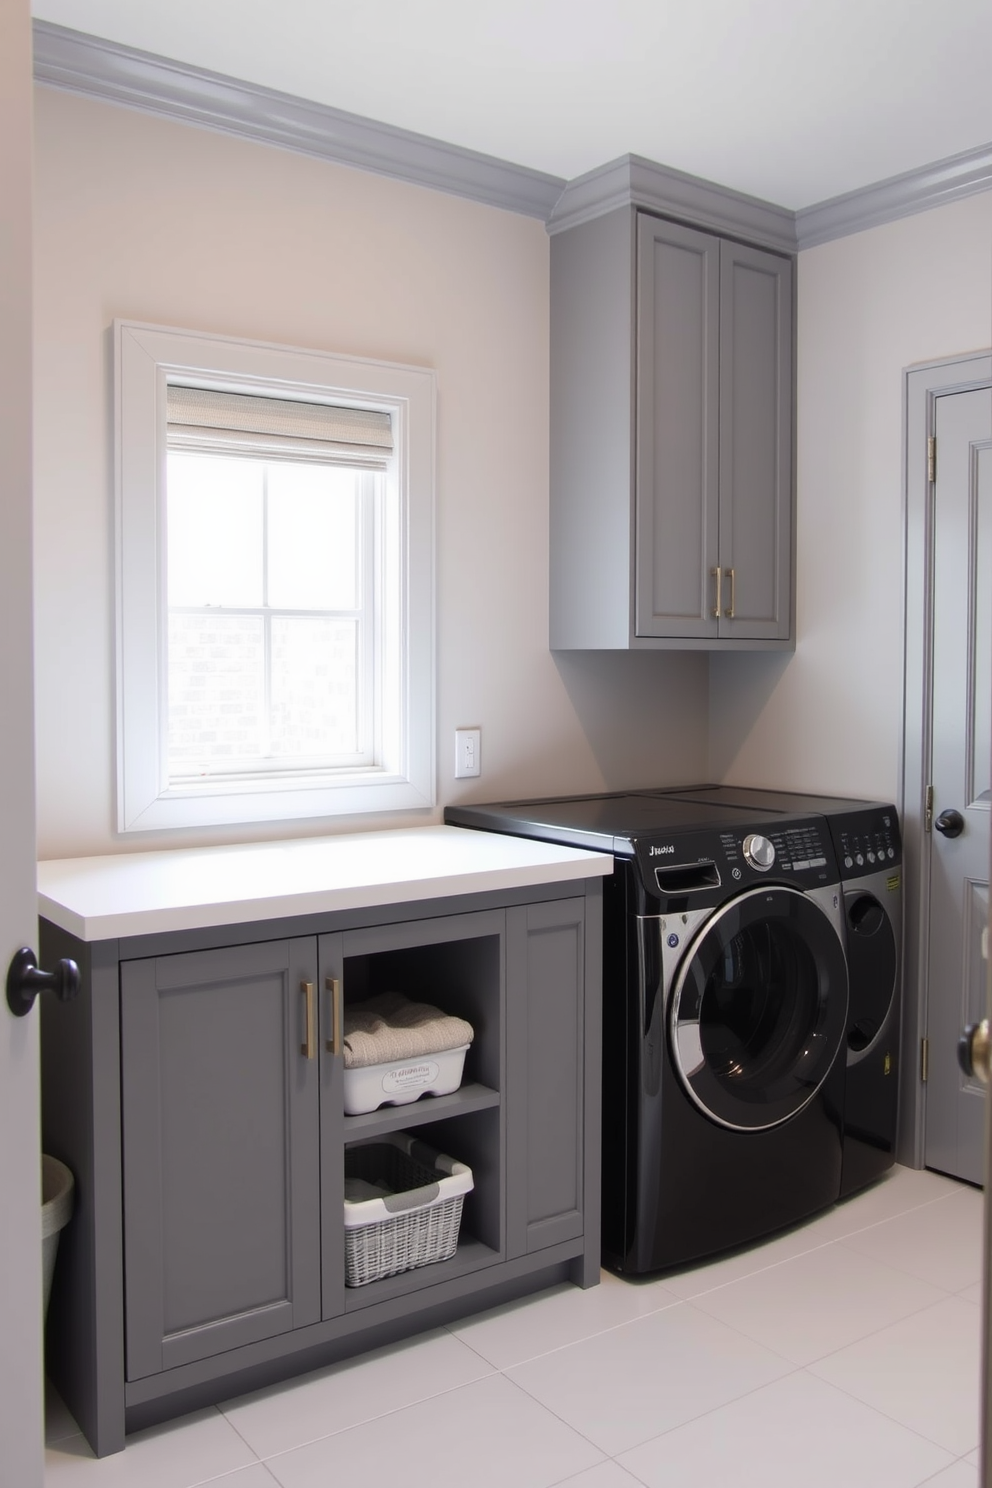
[342,992,474,1114]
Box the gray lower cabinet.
[550,206,794,650]
[41,882,601,1457]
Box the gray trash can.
[41,1155,74,1321]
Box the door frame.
[899,350,992,1167]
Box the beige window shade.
[167,384,393,463]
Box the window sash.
[164,454,378,782]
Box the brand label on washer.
[649,844,675,856]
[382,1061,439,1094]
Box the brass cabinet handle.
[711,566,722,620]
[301,981,316,1060]
[325,977,343,1057]
[724,567,736,619]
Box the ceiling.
[30,0,992,211]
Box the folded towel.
[342,991,474,1070]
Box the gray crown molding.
[31,20,566,221]
[32,21,992,251]
[546,154,799,255]
[795,141,992,249]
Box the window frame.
[115,320,435,833]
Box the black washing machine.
[658,786,902,1198]
[445,791,850,1274]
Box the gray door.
[923,385,992,1183]
[635,213,721,639]
[505,898,586,1256]
[718,241,792,641]
[0,2,44,1481]
[121,939,322,1378]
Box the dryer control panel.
[826,806,902,879]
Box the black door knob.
[959,1020,991,1082]
[6,948,80,1018]
[934,808,965,838]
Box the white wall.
[710,191,992,802]
[32,87,708,861]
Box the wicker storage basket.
[343,1133,473,1288]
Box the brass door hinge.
[928,435,936,483]
[924,784,933,833]
[921,1037,929,1083]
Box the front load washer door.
[669,885,848,1132]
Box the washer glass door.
[670,885,848,1131]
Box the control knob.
[742,833,775,871]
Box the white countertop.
[38,825,613,941]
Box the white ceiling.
[31,0,992,210]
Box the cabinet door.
[121,938,321,1379]
[635,213,721,638]
[506,898,585,1256]
[718,240,793,639]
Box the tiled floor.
[45,1164,985,1487]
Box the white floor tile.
[691,1237,948,1365]
[506,1300,793,1455]
[795,1166,968,1243]
[809,1295,981,1455]
[552,1462,647,1487]
[449,1270,678,1368]
[659,1220,831,1300]
[44,1407,259,1487]
[839,1187,984,1293]
[261,1374,603,1488]
[617,1370,954,1488]
[221,1327,492,1459]
[916,1461,980,1487]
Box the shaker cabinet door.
[505,898,586,1256]
[635,214,721,639]
[718,240,793,640]
[121,938,321,1379]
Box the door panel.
[0,2,43,1479]
[718,241,793,639]
[924,387,992,1183]
[121,938,321,1378]
[635,214,720,638]
[506,899,585,1256]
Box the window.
[115,322,435,832]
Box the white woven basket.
[344,1133,473,1287]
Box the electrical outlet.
[454,727,481,779]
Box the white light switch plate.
[455,727,481,779]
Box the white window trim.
[115,320,435,833]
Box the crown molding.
[795,141,992,248]
[31,20,566,221]
[546,153,798,254]
[32,21,992,250]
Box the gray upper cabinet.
[550,207,794,649]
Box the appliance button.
[856,853,864,866]
[888,847,895,859]
[844,855,853,868]
[667,933,680,949]
[809,856,827,868]
[867,852,876,863]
